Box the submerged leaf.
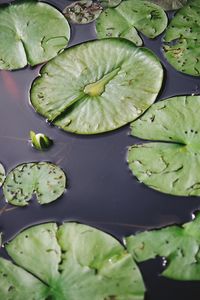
[96,0,168,46]
[3,162,66,206]
[30,131,53,151]
[126,212,200,280]
[30,38,163,135]
[1,222,145,299]
[163,0,200,76]
[99,0,122,8]
[63,0,102,24]
[149,0,187,10]
[128,95,200,196]
[0,0,70,70]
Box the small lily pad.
[128,95,200,196]
[149,0,187,10]
[96,0,168,46]
[99,0,122,8]
[0,222,145,299]
[163,0,200,76]
[30,38,163,134]
[0,163,5,187]
[63,0,103,24]
[0,0,70,70]
[126,212,200,280]
[3,162,66,206]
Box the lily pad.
[0,162,5,187]
[128,95,200,196]
[0,0,70,70]
[96,0,168,46]
[163,0,200,76]
[3,162,66,206]
[63,1,102,24]
[149,0,187,10]
[99,0,122,8]
[0,222,145,299]
[30,38,163,134]
[126,211,200,281]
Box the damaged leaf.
[163,0,200,76]
[96,0,168,46]
[63,0,102,24]
[3,162,66,206]
[126,211,200,280]
[0,222,145,299]
[30,38,163,134]
[128,95,200,196]
[0,0,70,70]
[149,0,187,10]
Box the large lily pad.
[99,0,122,8]
[163,0,200,76]
[96,0,168,46]
[0,0,70,70]
[1,222,145,299]
[3,162,66,206]
[0,162,5,187]
[126,212,200,280]
[149,0,187,10]
[30,38,163,134]
[128,95,200,196]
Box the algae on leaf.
[128,95,200,196]
[31,38,163,134]
[0,0,70,70]
[163,0,200,76]
[3,162,66,206]
[96,0,168,46]
[126,212,200,281]
[1,222,145,300]
[149,0,187,10]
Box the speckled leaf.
[149,0,187,10]
[30,38,163,135]
[0,162,5,187]
[96,0,168,46]
[63,1,102,24]
[99,0,122,8]
[3,162,66,206]
[0,0,70,70]
[126,212,200,280]
[128,95,200,196]
[4,222,145,300]
[163,0,200,76]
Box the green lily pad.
[0,0,70,70]
[63,1,103,24]
[128,95,200,196]
[126,212,200,280]
[163,0,200,76]
[1,222,145,299]
[96,0,168,46]
[30,38,163,135]
[149,0,187,10]
[3,162,66,206]
[0,162,5,187]
[99,0,122,8]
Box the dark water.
[0,1,200,299]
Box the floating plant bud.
[30,131,53,151]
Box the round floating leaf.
[126,212,200,280]
[128,95,200,196]
[3,162,66,206]
[96,0,168,46]
[30,38,163,135]
[63,0,102,24]
[0,0,70,70]
[99,0,122,8]
[3,222,145,299]
[163,0,200,76]
[0,162,5,187]
[149,0,187,10]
